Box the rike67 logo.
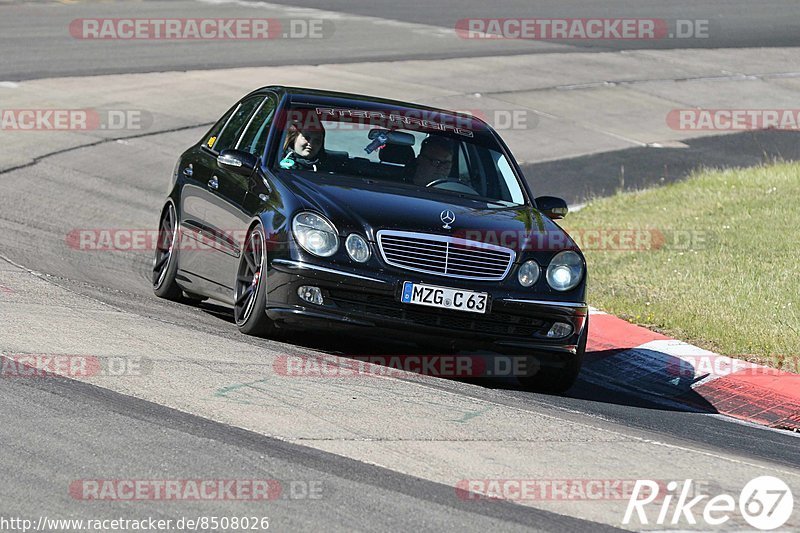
[624,476,794,530]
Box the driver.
[411,136,454,187]
[279,114,327,171]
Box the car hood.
[278,171,578,255]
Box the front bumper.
[266,259,588,357]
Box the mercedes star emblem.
[440,210,456,229]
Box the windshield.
[272,105,528,207]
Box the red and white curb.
[583,309,800,432]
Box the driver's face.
[414,144,453,186]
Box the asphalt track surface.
[2,0,800,80]
[1,371,620,532]
[1,1,800,531]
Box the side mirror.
[535,196,569,220]
[217,149,258,176]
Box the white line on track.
[196,0,458,38]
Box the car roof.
[251,85,493,133]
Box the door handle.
[208,177,219,190]
[183,166,193,177]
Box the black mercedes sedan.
[153,86,588,392]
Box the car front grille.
[327,290,549,338]
[376,230,515,281]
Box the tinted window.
[457,143,470,180]
[213,96,263,152]
[273,105,527,207]
[237,94,278,156]
[202,106,236,150]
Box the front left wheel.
[234,224,275,337]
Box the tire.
[518,315,588,394]
[152,202,182,301]
[233,223,275,337]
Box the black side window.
[203,106,236,150]
[237,94,278,156]
[213,96,264,152]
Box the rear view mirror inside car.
[368,128,416,146]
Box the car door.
[179,95,264,300]
[235,91,281,223]
[177,103,235,290]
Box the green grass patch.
[561,162,799,369]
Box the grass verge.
[561,162,799,369]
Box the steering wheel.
[425,178,457,188]
[425,178,479,195]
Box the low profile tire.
[152,203,183,301]
[233,224,275,337]
[518,316,588,395]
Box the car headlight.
[546,251,584,291]
[292,212,339,257]
[345,234,370,263]
[517,260,540,287]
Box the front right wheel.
[233,224,275,337]
[153,202,182,300]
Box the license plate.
[400,282,488,314]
